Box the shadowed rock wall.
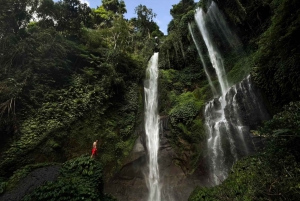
[104,117,208,201]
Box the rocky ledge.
[0,166,60,201]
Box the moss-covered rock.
[21,156,116,201]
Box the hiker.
[91,139,98,158]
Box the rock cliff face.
[204,75,270,184]
[104,76,270,200]
[104,118,209,201]
[205,76,269,148]
[224,76,270,130]
[0,166,60,201]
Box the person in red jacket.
[91,139,98,158]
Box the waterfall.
[195,7,229,97]
[144,52,161,201]
[204,76,269,185]
[207,2,242,49]
[194,2,269,185]
[188,23,218,97]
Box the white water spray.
[195,6,232,184]
[194,3,270,185]
[195,7,229,97]
[144,53,161,201]
[188,23,218,97]
[207,2,241,49]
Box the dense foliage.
[157,0,256,173]
[157,0,209,174]
[252,0,300,111]
[155,0,300,199]
[22,156,116,201]
[0,0,162,197]
[205,0,300,111]
[189,102,300,200]
[185,0,300,200]
[168,91,205,173]
[1,0,300,200]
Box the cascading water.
[194,2,269,185]
[207,2,241,49]
[195,7,229,96]
[204,76,269,184]
[144,52,161,201]
[188,23,218,97]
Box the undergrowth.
[189,101,300,201]
[21,155,116,201]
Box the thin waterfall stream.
[144,52,161,201]
[188,23,218,97]
[195,7,229,97]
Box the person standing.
[91,139,98,158]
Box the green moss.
[193,83,215,103]
[165,89,207,174]
[160,69,177,83]
[62,85,143,178]
[0,74,112,176]
[251,0,300,110]
[189,153,300,201]
[225,52,254,86]
[0,80,143,181]
[0,180,6,194]
[5,163,59,192]
[22,156,117,201]
[159,60,213,174]
[169,91,204,125]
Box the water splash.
[144,53,161,201]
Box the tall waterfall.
[144,53,161,201]
[207,2,241,49]
[194,2,269,185]
[188,23,218,97]
[195,7,229,96]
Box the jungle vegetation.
[0,0,162,198]
[175,0,299,200]
[0,0,300,200]
[157,0,300,200]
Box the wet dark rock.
[212,98,222,110]
[0,166,60,201]
[224,76,270,129]
[104,134,208,201]
[204,76,270,184]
